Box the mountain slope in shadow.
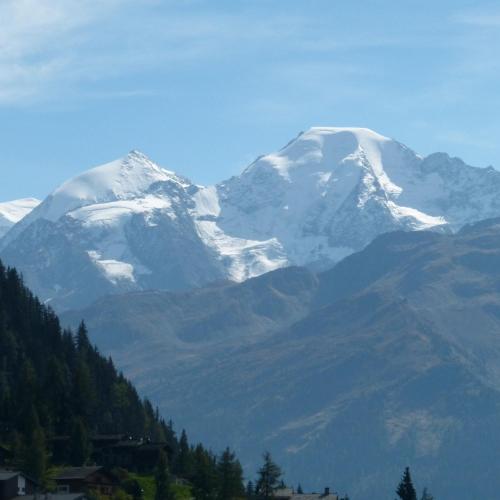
[63,218,500,499]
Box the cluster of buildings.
[51,434,170,472]
[0,434,172,500]
[1,436,341,500]
[0,466,117,500]
[0,475,342,500]
[275,487,340,500]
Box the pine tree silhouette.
[396,467,417,500]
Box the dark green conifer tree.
[155,450,174,500]
[396,467,417,500]
[0,358,11,421]
[217,447,245,500]
[9,431,24,469]
[46,356,72,434]
[246,481,255,499]
[175,429,194,478]
[76,321,92,353]
[296,484,303,494]
[18,361,37,431]
[255,452,282,499]
[23,424,47,485]
[192,444,218,500]
[69,417,91,466]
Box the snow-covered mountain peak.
[0,151,218,306]
[242,126,413,189]
[216,126,498,269]
[26,151,191,224]
[0,198,40,239]
[54,151,168,201]
[0,197,41,223]
[0,152,197,253]
[304,126,391,144]
[286,126,391,155]
[221,126,417,217]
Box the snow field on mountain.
[0,198,40,238]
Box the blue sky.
[1,0,500,200]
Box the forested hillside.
[0,260,172,478]
[0,259,245,500]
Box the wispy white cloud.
[0,0,132,104]
[0,0,228,105]
[2,0,497,113]
[0,0,364,106]
[452,9,500,27]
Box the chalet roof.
[92,434,126,440]
[12,495,86,500]
[275,489,339,500]
[136,442,169,452]
[107,439,169,451]
[0,470,38,485]
[110,440,142,449]
[54,467,103,480]
[51,434,126,442]
[289,496,338,500]
[276,495,339,500]
[0,470,18,481]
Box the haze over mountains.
[3,127,500,309]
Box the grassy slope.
[129,473,192,500]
